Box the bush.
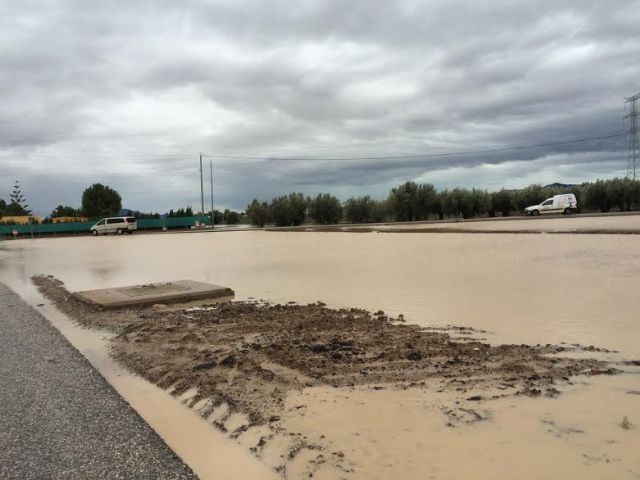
[51,205,82,218]
[168,207,196,217]
[224,209,241,225]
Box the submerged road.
[0,284,197,479]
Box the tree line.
[4,178,640,227]
[245,178,640,227]
[1,182,244,225]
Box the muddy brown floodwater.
[32,275,625,475]
[1,219,640,479]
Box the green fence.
[0,216,212,237]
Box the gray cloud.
[0,0,638,215]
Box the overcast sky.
[1,0,639,215]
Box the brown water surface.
[1,227,639,479]
[2,230,639,353]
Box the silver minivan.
[90,217,137,235]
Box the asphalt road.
[0,283,198,479]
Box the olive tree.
[583,180,612,212]
[246,199,270,227]
[491,189,514,217]
[388,181,419,221]
[415,183,437,220]
[269,193,307,226]
[308,193,342,224]
[345,196,376,223]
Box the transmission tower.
[625,92,640,180]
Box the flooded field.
[379,213,640,233]
[1,222,639,479]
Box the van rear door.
[554,194,575,212]
[125,217,137,231]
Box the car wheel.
[532,210,540,216]
[563,208,570,215]
[92,230,98,236]
[117,228,123,235]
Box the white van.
[524,194,578,216]
[90,217,137,235]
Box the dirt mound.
[32,276,616,421]
[110,300,616,423]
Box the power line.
[0,131,625,164]
[201,132,626,162]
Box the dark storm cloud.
[0,0,638,214]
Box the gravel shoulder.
[0,283,197,480]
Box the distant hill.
[543,183,576,189]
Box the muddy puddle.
[1,226,640,478]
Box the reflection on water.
[1,230,639,479]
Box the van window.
[542,199,553,206]
[125,217,137,223]
[107,218,124,224]
[96,219,105,226]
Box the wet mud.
[32,274,632,478]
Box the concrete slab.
[73,280,234,309]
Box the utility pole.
[210,159,214,228]
[625,92,640,180]
[199,153,205,219]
